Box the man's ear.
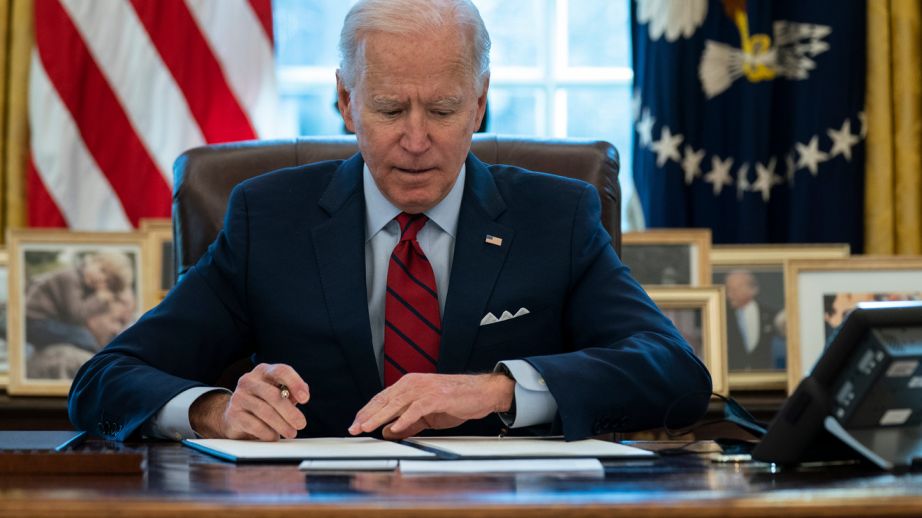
[336,70,356,133]
[474,75,490,130]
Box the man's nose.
[400,110,431,155]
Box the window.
[273,0,636,227]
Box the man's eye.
[381,110,402,117]
[432,111,453,117]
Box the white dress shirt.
[146,163,556,440]
[735,300,761,354]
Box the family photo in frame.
[621,229,711,286]
[785,256,922,393]
[6,231,146,396]
[711,244,850,390]
[140,218,175,309]
[646,286,728,397]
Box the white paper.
[400,458,604,475]
[404,436,654,458]
[185,437,436,460]
[299,459,398,471]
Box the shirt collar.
[363,162,466,241]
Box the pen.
[279,384,290,400]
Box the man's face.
[337,27,488,214]
[724,271,757,309]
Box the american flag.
[28,0,278,230]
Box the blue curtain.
[631,0,865,251]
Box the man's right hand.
[189,363,310,441]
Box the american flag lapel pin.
[485,234,503,246]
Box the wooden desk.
[2,440,921,517]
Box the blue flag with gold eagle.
[631,0,865,251]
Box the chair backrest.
[172,134,620,276]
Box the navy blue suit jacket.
[69,153,712,441]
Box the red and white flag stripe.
[28,0,277,230]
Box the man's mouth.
[395,167,435,174]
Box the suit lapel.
[312,154,382,401]
[438,154,513,373]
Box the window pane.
[566,85,635,224]
[274,0,357,67]
[474,0,541,67]
[567,0,630,68]
[487,87,542,136]
[280,88,346,136]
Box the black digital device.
[752,301,922,469]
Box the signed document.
[184,436,654,464]
[183,437,437,463]
[403,436,655,459]
[400,458,605,475]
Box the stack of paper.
[403,436,655,459]
[183,435,654,474]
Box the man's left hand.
[348,373,515,439]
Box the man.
[724,270,780,371]
[69,0,711,442]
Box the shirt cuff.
[494,360,558,428]
[144,386,230,441]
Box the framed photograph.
[140,218,174,309]
[6,230,146,396]
[711,244,850,390]
[0,250,8,388]
[647,286,728,396]
[785,256,922,393]
[621,229,711,286]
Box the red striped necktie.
[383,212,441,386]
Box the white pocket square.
[480,307,530,326]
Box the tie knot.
[396,212,428,242]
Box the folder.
[183,436,653,463]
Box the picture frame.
[785,256,922,393]
[711,244,851,391]
[6,230,146,396]
[647,286,728,396]
[0,250,9,389]
[140,218,174,310]
[621,229,711,286]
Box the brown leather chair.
[172,134,621,277]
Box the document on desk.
[400,458,605,476]
[403,436,655,459]
[183,437,437,463]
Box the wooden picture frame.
[7,230,146,396]
[647,286,728,396]
[785,256,922,393]
[0,250,9,388]
[621,229,711,286]
[711,244,850,391]
[140,218,174,310]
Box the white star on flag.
[795,135,828,176]
[858,111,868,139]
[651,126,683,167]
[828,119,860,161]
[703,155,734,195]
[753,157,779,202]
[681,145,705,185]
[736,163,750,200]
[636,108,655,148]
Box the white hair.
[338,0,491,94]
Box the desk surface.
[2,440,921,518]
